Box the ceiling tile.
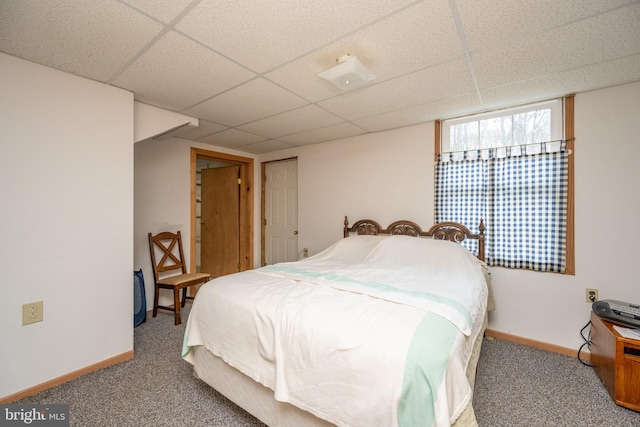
[479,75,571,112]
[479,53,640,110]
[196,128,266,146]
[458,0,633,53]
[555,53,640,93]
[174,119,228,140]
[278,123,367,146]
[481,54,640,110]
[113,31,256,110]
[265,51,374,104]
[267,0,461,102]
[239,105,344,139]
[472,3,640,89]
[236,140,294,155]
[318,58,475,121]
[121,0,194,23]
[0,0,162,82]
[184,78,309,126]
[175,0,417,73]
[353,93,482,131]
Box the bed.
[182,217,490,427]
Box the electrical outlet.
[585,288,598,303]
[22,301,43,325]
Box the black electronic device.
[592,299,640,328]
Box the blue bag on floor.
[134,269,147,327]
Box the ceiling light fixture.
[317,54,376,91]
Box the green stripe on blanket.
[398,313,458,427]
[260,265,471,327]
[181,331,192,358]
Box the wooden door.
[265,159,298,265]
[201,166,240,278]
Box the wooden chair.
[148,231,211,325]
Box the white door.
[265,159,298,264]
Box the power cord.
[578,320,593,366]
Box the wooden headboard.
[343,216,485,262]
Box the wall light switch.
[22,301,43,325]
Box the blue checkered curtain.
[435,144,569,272]
[434,152,488,256]
[488,149,569,271]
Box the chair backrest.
[148,231,188,283]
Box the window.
[435,97,574,273]
[442,99,563,153]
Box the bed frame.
[343,216,485,261]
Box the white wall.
[260,81,640,351]
[261,122,436,255]
[0,53,134,399]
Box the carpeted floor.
[16,304,640,426]
[474,336,640,426]
[17,306,265,427]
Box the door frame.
[190,147,254,274]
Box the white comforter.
[183,235,488,427]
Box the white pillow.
[365,235,479,268]
[308,235,389,263]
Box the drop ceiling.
[1,0,639,154]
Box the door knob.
[294,230,298,235]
